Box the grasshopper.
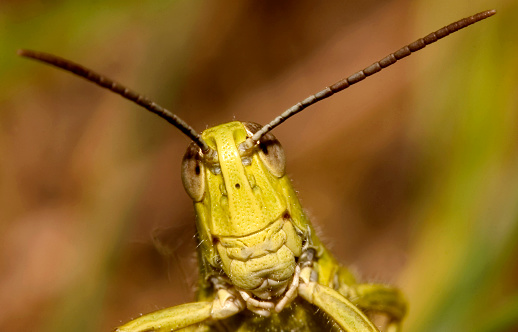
[19,9,495,332]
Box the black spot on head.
[235,183,241,189]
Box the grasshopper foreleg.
[116,279,245,332]
[297,249,380,332]
[341,282,407,332]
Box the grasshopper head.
[182,122,305,297]
[181,121,287,238]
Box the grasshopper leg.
[332,265,407,331]
[116,289,245,332]
[298,266,380,332]
[347,283,407,332]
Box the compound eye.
[181,142,205,202]
[243,122,286,177]
[258,135,286,177]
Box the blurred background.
[1,0,517,331]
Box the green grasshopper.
[19,9,495,332]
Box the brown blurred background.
[1,0,517,331]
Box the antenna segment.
[251,9,496,143]
[17,49,211,153]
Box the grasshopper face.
[182,121,304,299]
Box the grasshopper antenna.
[17,49,212,155]
[248,9,496,146]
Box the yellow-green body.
[117,121,406,332]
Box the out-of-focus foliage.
[0,0,516,331]
[402,1,518,331]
